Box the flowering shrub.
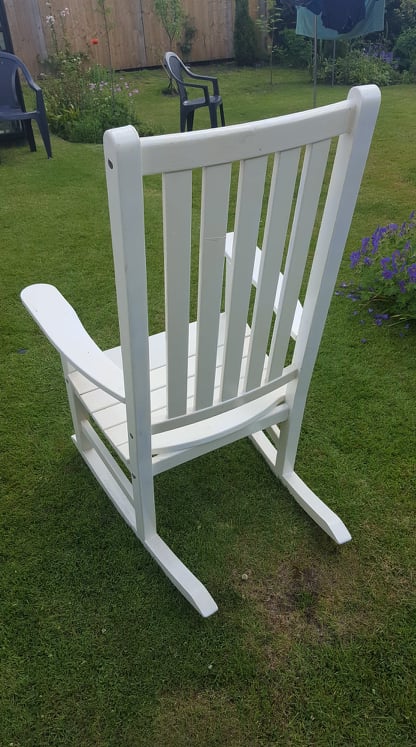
[42,61,159,143]
[41,2,157,143]
[347,214,416,324]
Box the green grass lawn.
[1,67,415,746]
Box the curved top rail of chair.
[104,85,380,175]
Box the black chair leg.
[36,116,52,158]
[186,111,195,132]
[180,107,187,133]
[22,120,36,152]
[208,105,218,129]
[219,104,225,127]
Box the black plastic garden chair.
[163,51,225,133]
[0,51,52,158]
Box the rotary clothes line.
[296,0,385,40]
[294,0,385,105]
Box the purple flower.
[382,269,394,280]
[407,264,416,283]
[350,250,361,268]
[361,236,370,254]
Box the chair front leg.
[219,103,225,127]
[208,105,218,129]
[180,107,187,133]
[186,110,195,132]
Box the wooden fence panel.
[4,0,47,72]
[5,0,260,74]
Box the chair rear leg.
[249,425,352,545]
[23,120,36,152]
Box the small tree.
[96,0,114,75]
[154,0,186,92]
[234,0,258,66]
[257,0,281,84]
[154,0,185,50]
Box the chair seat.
[0,106,37,120]
[67,314,291,468]
[184,95,222,110]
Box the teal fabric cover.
[296,0,385,39]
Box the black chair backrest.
[164,52,188,101]
[0,52,21,109]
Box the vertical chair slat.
[245,148,301,391]
[220,155,268,401]
[195,163,232,410]
[163,170,193,417]
[267,139,331,381]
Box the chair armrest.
[181,81,211,104]
[186,69,220,96]
[15,59,42,93]
[21,284,125,401]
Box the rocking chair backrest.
[104,86,380,445]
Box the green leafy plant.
[256,0,281,84]
[43,65,150,142]
[234,0,259,66]
[275,28,312,68]
[393,27,416,71]
[317,49,396,86]
[179,14,197,61]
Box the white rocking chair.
[21,85,380,617]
